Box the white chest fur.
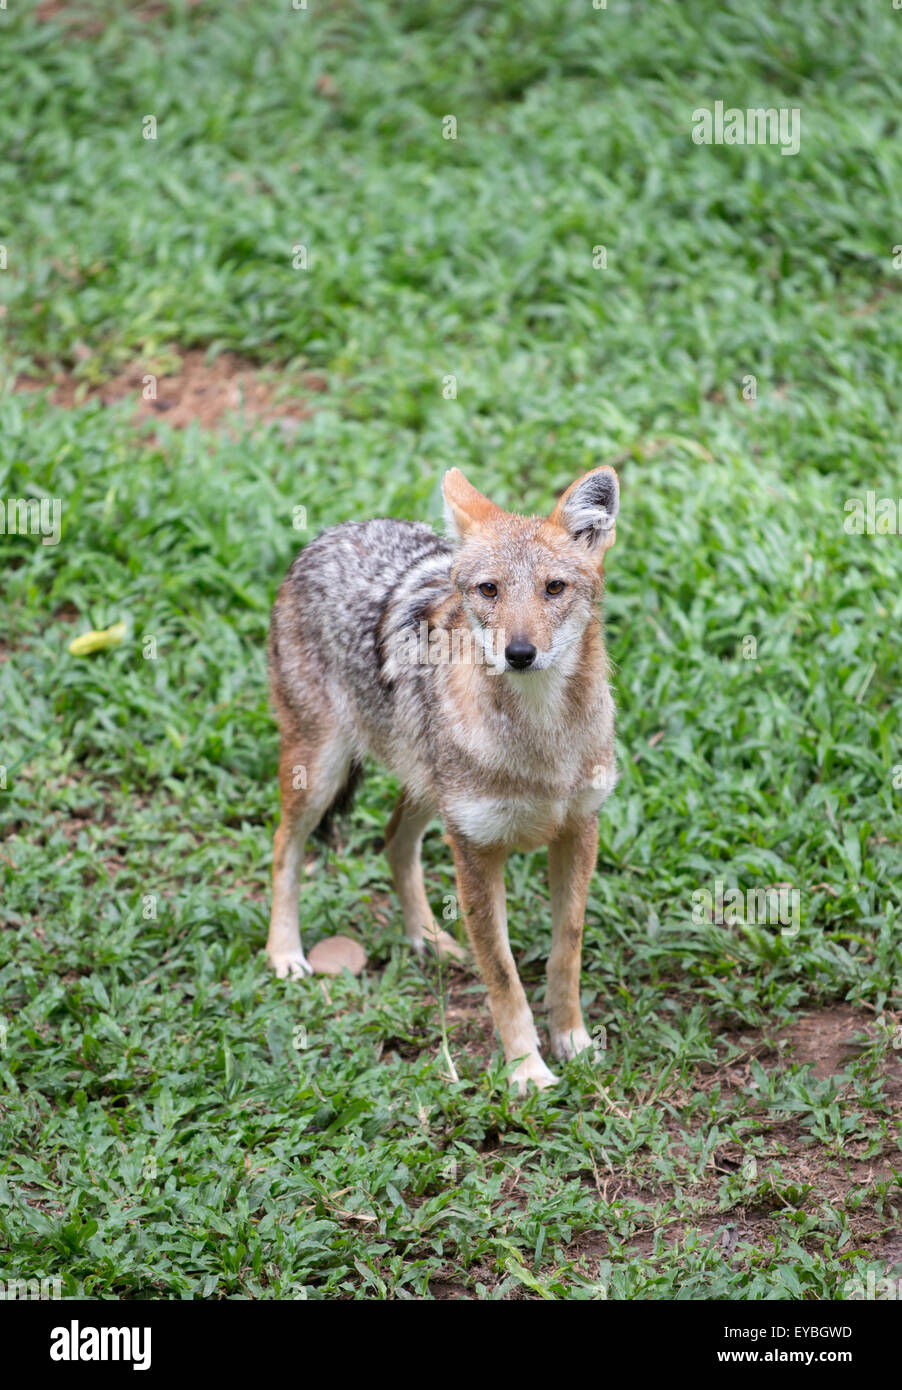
[444,793,566,847]
[444,763,617,849]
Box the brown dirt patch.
[780,1003,876,1079]
[696,1003,895,1095]
[35,0,83,20]
[555,1005,902,1284]
[427,1277,474,1300]
[16,350,326,433]
[35,1,204,34]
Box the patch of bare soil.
[555,1004,902,1285]
[16,350,326,433]
[35,0,81,20]
[427,1277,474,1300]
[780,1003,877,1079]
[35,1,204,35]
[695,1003,894,1096]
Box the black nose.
[505,639,537,670]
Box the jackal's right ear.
[550,466,619,559]
[442,468,503,540]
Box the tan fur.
[442,467,504,536]
[266,690,353,978]
[266,468,621,1092]
[546,816,599,1058]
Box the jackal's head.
[442,466,619,676]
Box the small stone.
[307,935,367,977]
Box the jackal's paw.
[411,922,468,963]
[550,1025,593,1062]
[509,1053,559,1095]
[267,948,313,980]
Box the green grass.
[1,0,901,1299]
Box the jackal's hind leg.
[267,728,352,979]
[385,792,466,962]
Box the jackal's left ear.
[550,466,619,558]
[442,468,503,540]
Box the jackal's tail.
[311,756,364,844]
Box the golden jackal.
[267,467,619,1092]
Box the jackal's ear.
[550,466,619,558]
[442,468,503,540]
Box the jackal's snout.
[504,637,537,670]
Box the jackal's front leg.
[448,835,557,1093]
[546,815,598,1061]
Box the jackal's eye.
[546,580,566,595]
[477,582,498,599]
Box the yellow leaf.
[68,621,127,657]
